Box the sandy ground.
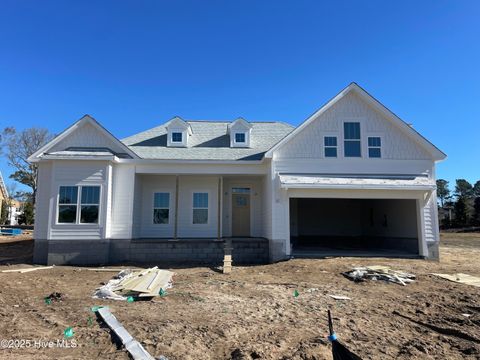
[0,233,478,359]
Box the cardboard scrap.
[431,273,480,287]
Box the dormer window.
[166,116,192,147]
[228,118,252,148]
[171,132,183,143]
[235,133,246,143]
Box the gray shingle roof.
[121,120,294,161]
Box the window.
[153,192,170,224]
[193,192,208,224]
[368,137,382,158]
[235,133,246,143]
[58,186,78,223]
[171,132,183,142]
[344,122,361,157]
[324,136,337,157]
[58,185,100,224]
[80,186,100,223]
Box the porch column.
[174,175,179,240]
[218,176,223,240]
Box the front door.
[232,188,251,237]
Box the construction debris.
[328,294,351,301]
[431,273,480,287]
[93,267,174,301]
[1,265,55,273]
[96,307,156,360]
[343,265,415,286]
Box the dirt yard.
[0,233,479,360]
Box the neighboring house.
[8,200,24,226]
[28,83,446,265]
[0,171,8,223]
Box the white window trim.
[56,184,102,226]
[192,190,210,226]
[323,134,338,159]
[171,132,183,143]
[152,190,172,225]
[341,119,365,159]
[234,132,246,144]
[367,135,383,159]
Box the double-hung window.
[193,192,208,224]
[344,122,361,157]
[153,192,170,224]
[368,137,382,158]
[57,185,100,224]
[324,136,338,157]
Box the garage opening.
[290,198,420,257]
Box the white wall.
[177,176,220,238]
[34,161,53,240]
[49,160,110,240]
[274,91,432,160]
[110,164,136,239]
[138,175,177,238]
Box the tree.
[17,201,34,225]
[436,179,450,207]
[473,197,480,226]
[474,180,480,197]
[0,127,53,206]
[453,197,468,227]
[454,179,473,199]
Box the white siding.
[49,161,109,240]
[423,195,438,243]
[275,92,432,160]
[50,122,127,154]
[34,162,53,240]
[110,164,136,239]
[177,176,219,238]
[138,175,177,238]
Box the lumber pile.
[343,265,415,286]
[93,267,174,300]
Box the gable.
[270,84,446,161]
[28,115,138,162]
[49,121,126,155]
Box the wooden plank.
[1,266,55,273]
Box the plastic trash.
[127,296,135,303]
[293,290,299,297]
[64,327,74,338]
[90,305,104,312]
[159,288,167,297]
[44,297,52,305]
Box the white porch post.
[174,175,179,240]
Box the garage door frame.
[285,188,430,257]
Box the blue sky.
[0,1,479,193]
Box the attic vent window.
[235,133,246,143]
[171,132,183,143]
